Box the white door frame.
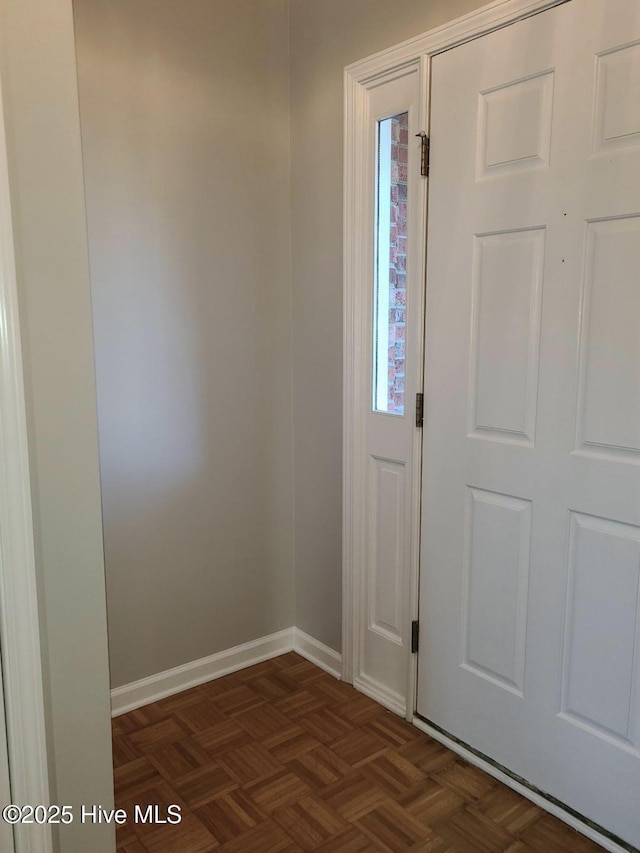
[0,59,53,853]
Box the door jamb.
[342,0,570,708]
[0,59,53,853]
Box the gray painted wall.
[0,0,114,850]
[288,0,487,651]
[74,0,294,688]
[73,0,493,698]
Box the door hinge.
[411,620,420,654]
[415,392,424,428]
[416,131,430,177]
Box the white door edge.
[0,54,53,853]
[413,717,632,853]
[343,0,569,702]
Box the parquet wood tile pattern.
[112,653,605,852]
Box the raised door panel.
[367,456,405,645]
[561,513,640,753]
[469,228,545,444]
[593,41,640,155]
[478,71,554,178]
[462,488,531,695]
[575,216,640,460]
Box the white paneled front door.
[417,0,640,845]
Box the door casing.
[0,46,52,853]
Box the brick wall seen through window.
[386,112,408,414]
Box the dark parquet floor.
[112,652,605,852]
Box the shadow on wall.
[75,0,294,689]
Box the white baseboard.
[111,629,294,716]
[354,673,406,717]
[111,627,343,717]
[292,628,342,679]
[412,717,630,853]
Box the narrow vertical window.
[373,112,408,415]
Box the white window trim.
[374,118,392,414]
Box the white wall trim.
[292,628,342,679]
[111,628,343,717]
[342,0,569,715]
[0,63,52,853]
[111,629,294,716]
[354,674,406,718]
[413,718,631,853]
[345,0,569,82]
